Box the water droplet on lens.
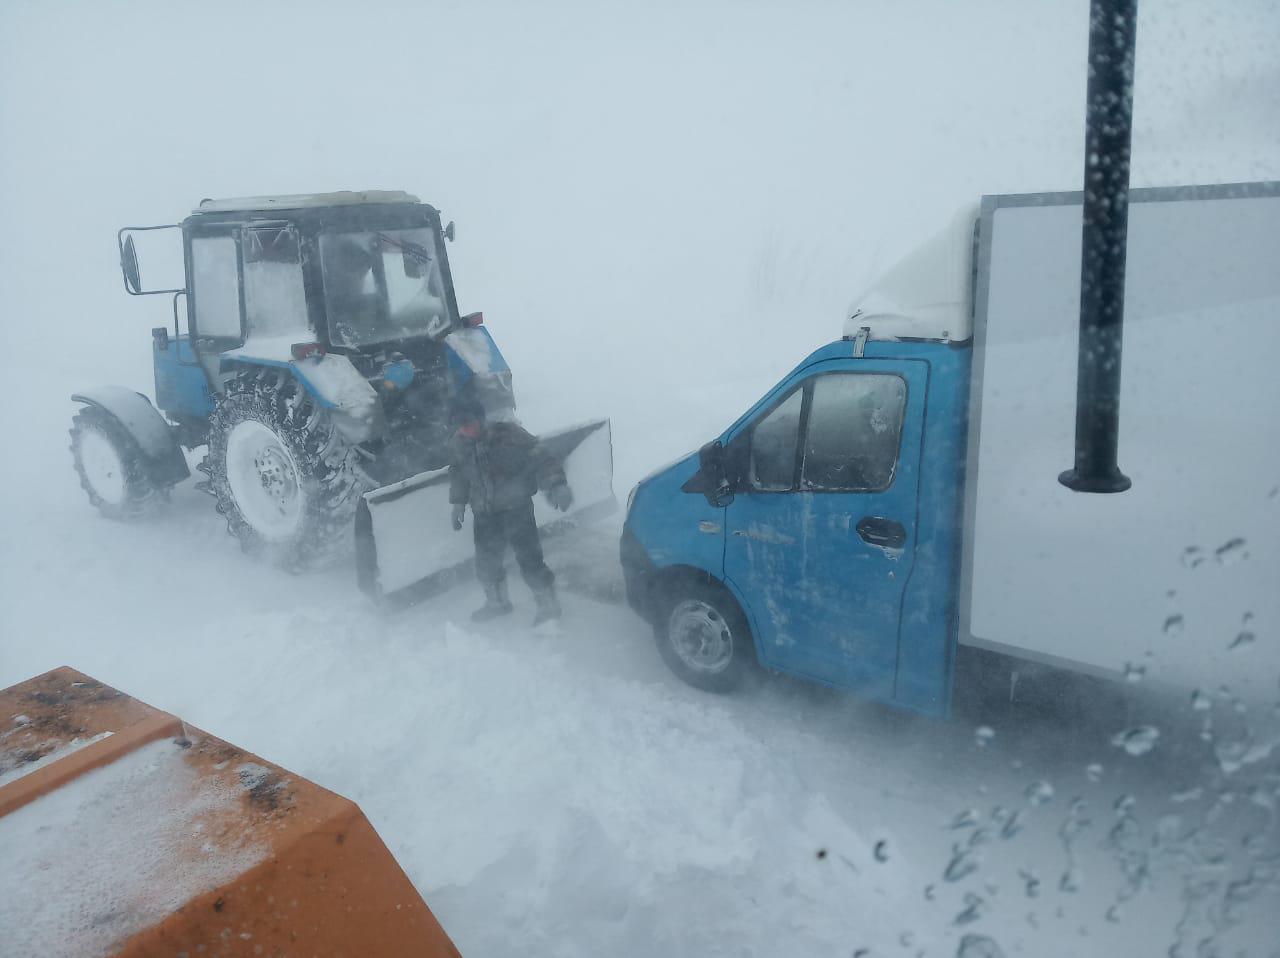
[1191,689,1212,712]
[1123,662,1146,683]
[1163,614,1185,637]
[873,839,889,863]
[1025,780,1055,806]
[1215,537,1247,564]
[1181,547,1204,569]
[950,808,980,830]
[1228,630,1255,651]
[1060,866,1082,893]
[945,845,979,882]
[954,891,985,925]
[1111,725,1159,756]
[974,725,995,747]
[1001,810,1024,839]
[957,933,1005,958]
[1019,868,1041,898]
[1086,763,1104,782]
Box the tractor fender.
[71,386,190,485]
[222,353,385,444]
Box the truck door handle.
[856,516,907,549]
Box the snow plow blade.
[0,667,462,958]
[356,418,616,604]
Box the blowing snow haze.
[1,1,1278,957]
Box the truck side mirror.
[443,221,456,242]
[681,440,734,507]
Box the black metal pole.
[1059,0,1137,493]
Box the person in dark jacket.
[449,398,573,624]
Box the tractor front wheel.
[202,370,365,568]
[69,405,165,519]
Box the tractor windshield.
[319,227,453,347]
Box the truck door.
[724,358,927,702]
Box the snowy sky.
[1,0,1276,485]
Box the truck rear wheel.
[202,369,364,568]
[69,406,164,519]
[653,578,755,692]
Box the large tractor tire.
[69,405,165,519]
[201,369,365,568]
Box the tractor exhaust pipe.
[1059,0,1138,494]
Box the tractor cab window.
[190,235,242,341]
[319,228,452,347]
[242,227,308,339]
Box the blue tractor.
[71,191,515,567]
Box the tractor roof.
[194,190,422,214]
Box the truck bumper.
[620,524,656,623]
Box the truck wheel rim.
[79,429,127,505]
[668,599,733,673]
[225,420,303,541]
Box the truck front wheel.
[653,578,755,692]
[202,370,364,568]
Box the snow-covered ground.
[3,449,1277,956]
[2,1,1278,955]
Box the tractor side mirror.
[117,225,186,296]
[121,235,142,294]
[443,221,456,242]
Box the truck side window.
[801,373,906,492]
[190,236,242,340]
[749,388,803,490]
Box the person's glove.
[451,503,466,531]
[547,483,573,513]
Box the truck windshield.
[319,228,452,347]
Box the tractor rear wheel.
[69,405,165,519]
[202,369,365,568]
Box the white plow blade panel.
[356,420,615,602]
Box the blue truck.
[621,319,969,716]
[620,183,1280,717]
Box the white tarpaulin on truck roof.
[960,184,1280,701]
[845,203,978,344]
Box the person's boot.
[532,585,562,626]
[471,580,513,622]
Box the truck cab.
[621,226,974,716]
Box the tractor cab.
[170,192,461,358]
